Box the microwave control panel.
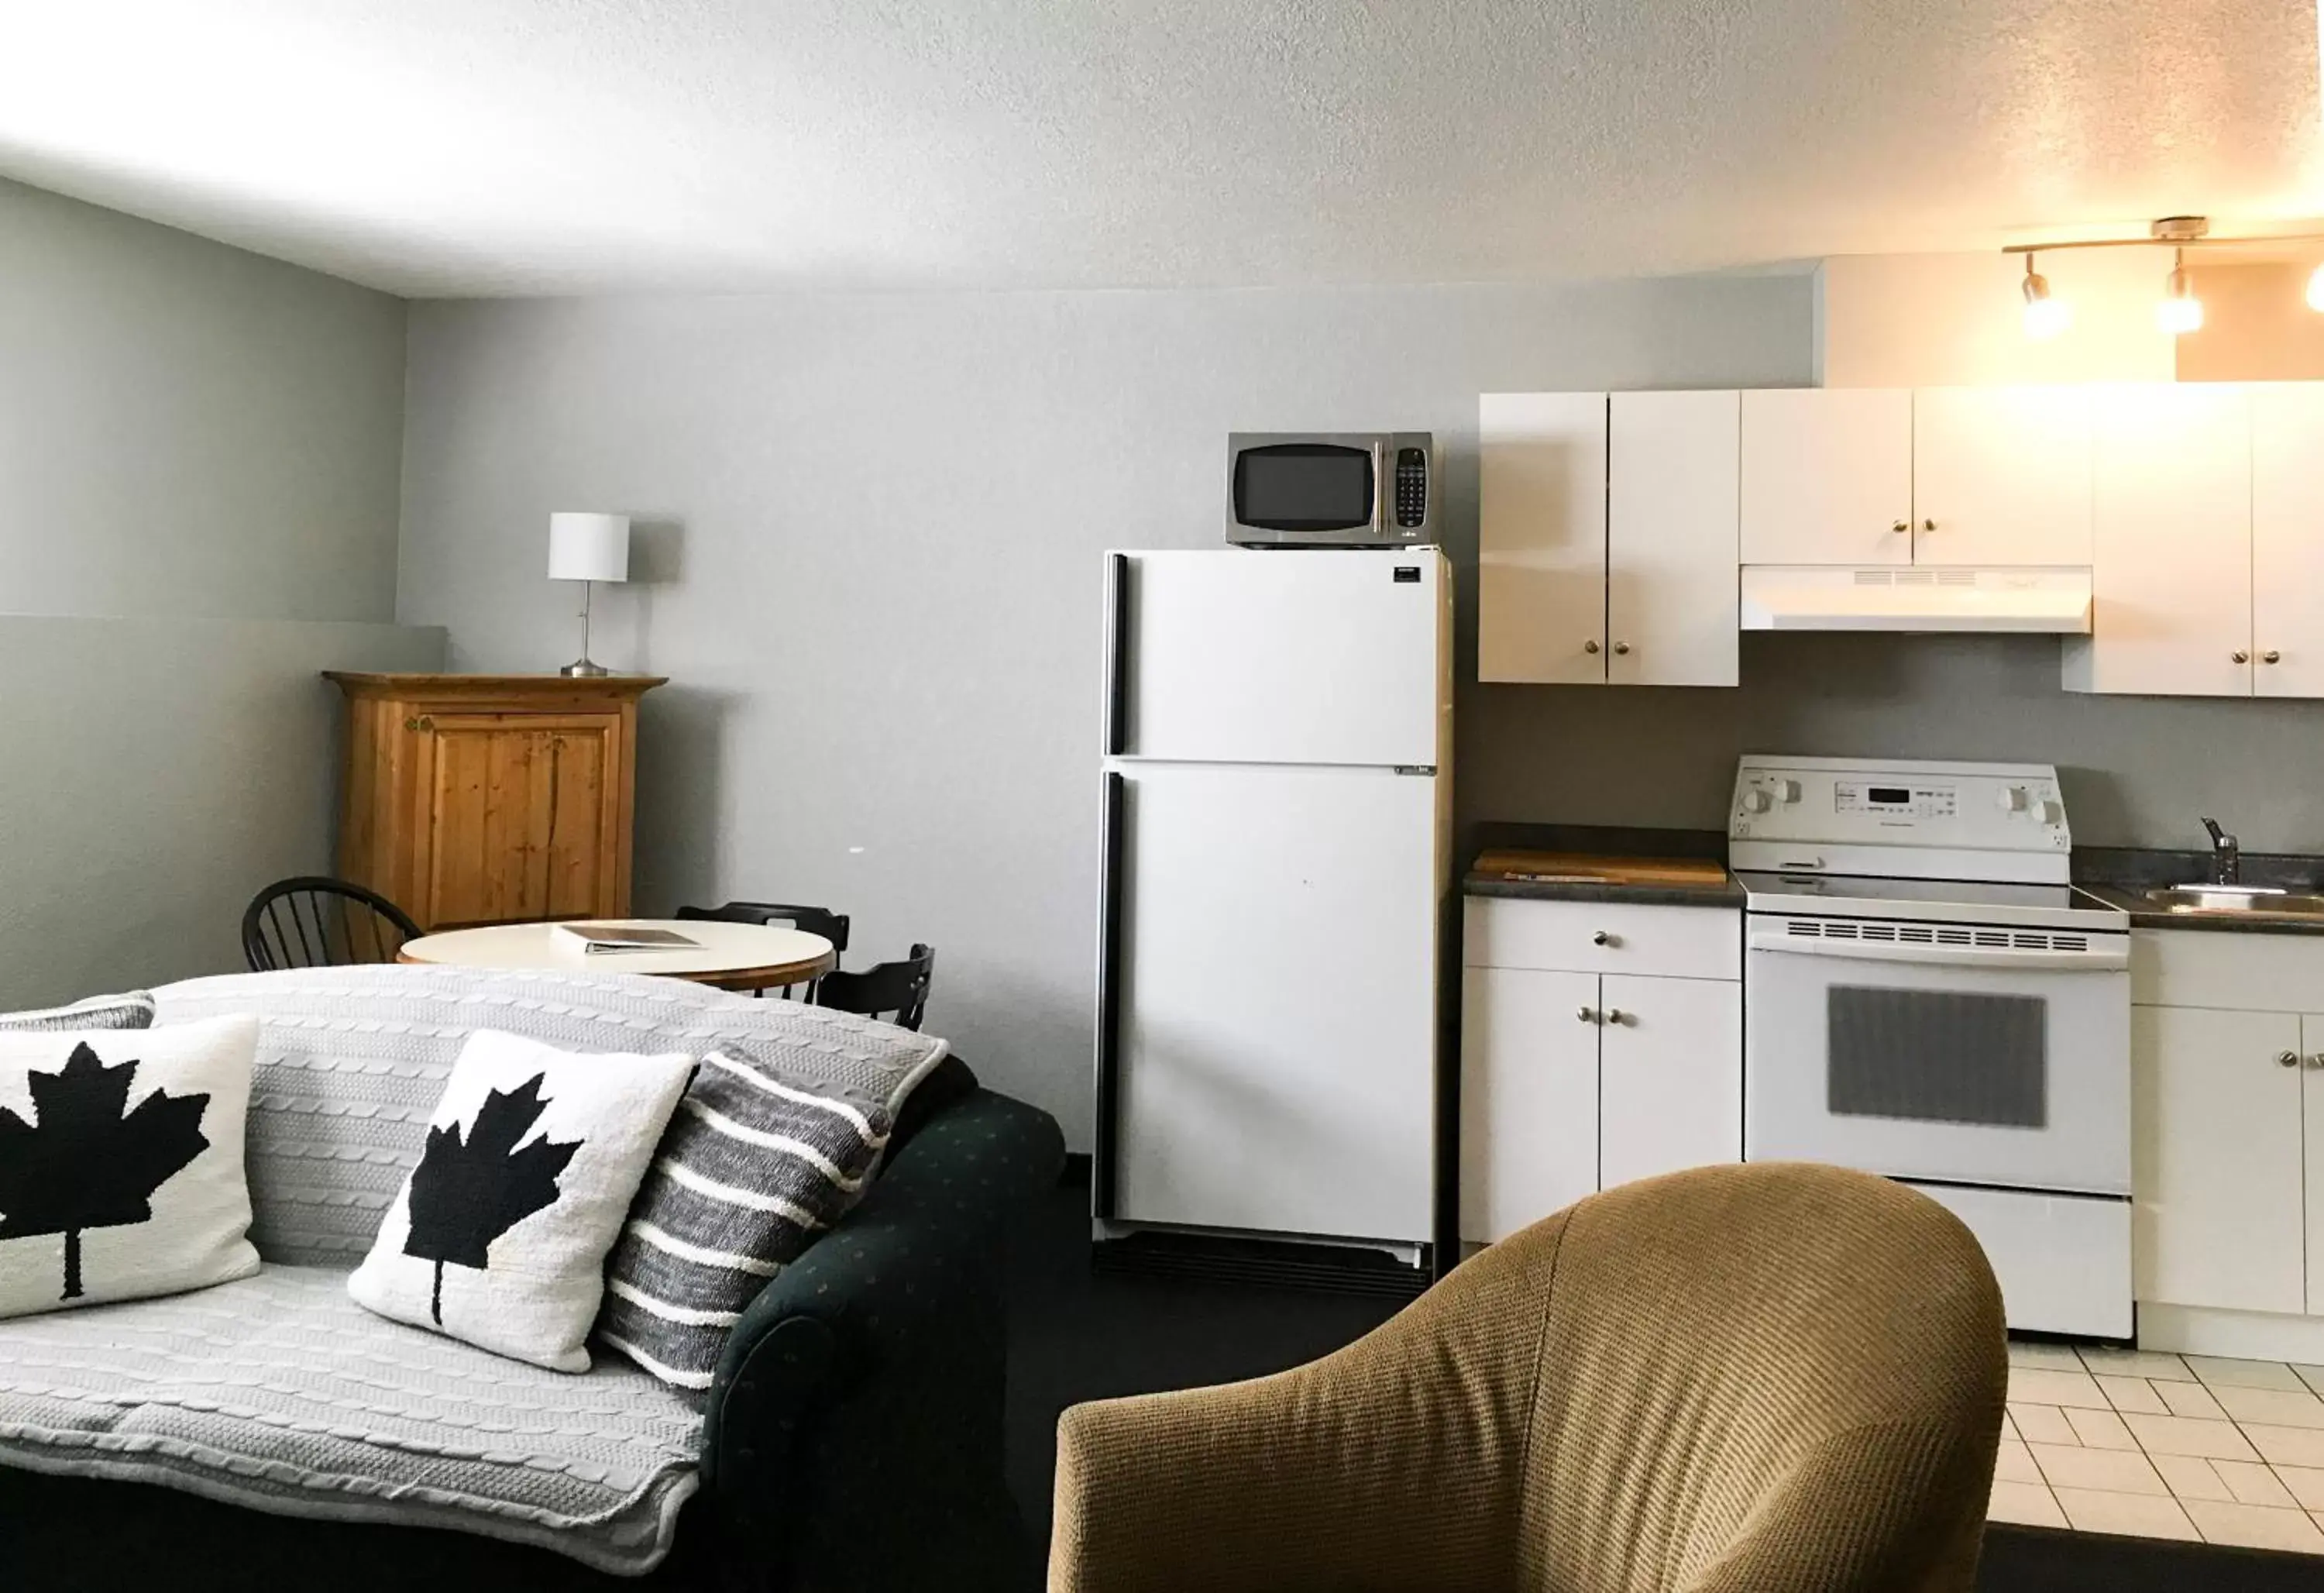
[1729,756,2068,854]
[1394,448,1430,528]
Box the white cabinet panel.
[2072,384,2253,698]
[1739,388,1912,566]
[1911,387,2093,567]
[1479,393,1607,684]
[1597,974,1741,1191]
[2253,384,2324,700]
[1609,391,1740,686]
[1118,549,1445,766]
[2133,1004,2305,1315]
[1459,965,1599,1244]
[2309,1017,2324,1316]
[1115,764,1438,1244]
[1463,896,1741,981]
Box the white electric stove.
[1732,755,2133,1338]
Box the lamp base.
[560,659,611,678]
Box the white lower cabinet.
[1599,973,1743,1191]
[1461,897,1742,1245]
[1459,965,1599,1243]
[2133,1005,2308,1316]
[2131,929,2324,1357]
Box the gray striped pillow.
[594,1044,897,1393]
[0,991,155,1032]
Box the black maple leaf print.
[402,1073,582,1325]
[0,1044,211,1302]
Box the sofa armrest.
[702,1086,1064,1591]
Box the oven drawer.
[1901,1182,2132,1339]
[1464,897,1741,981]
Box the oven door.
[1744,914,2131,1196]
[1227,436,1383,545]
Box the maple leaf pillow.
[348,1029,694,1371]
[0,1015,261,1319]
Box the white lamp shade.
[548,512,631,583]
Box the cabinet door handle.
[1612,642,1631,656]
[1576,1006,1599,1024]
[1604,1008,1631,1026]
[2306,1054,2324,1069]
[1922,518,1936,532]
[404,715,435,732]
[2234,651,2252,665]
[1890,520,1908,535]
[2263,650,2282,665]
[2278,1050,2301,1068]
[1583,639,1601,655]
[1591,930,1618,947]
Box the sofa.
[0,965,1064,1592]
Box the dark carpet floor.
[1002,1181,2324,1591]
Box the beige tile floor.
[1990,1340,2324,1553]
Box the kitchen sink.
[2143,885,2324,916]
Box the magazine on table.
[554,923,702,954]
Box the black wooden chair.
[816,944,936,1032]
[242,877,422,972]
[677,901,851,998]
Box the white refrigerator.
[1096,548,1451,1258]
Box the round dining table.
[397,919,836,993]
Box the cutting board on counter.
[1470,849,1730,887]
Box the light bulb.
[2023,291,2072,339]
[2306,263,2324,312]
[2019,259,2071,338]
[2157,252,2202,335]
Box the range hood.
[1739,566,2092,634]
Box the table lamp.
[548,511,631,677]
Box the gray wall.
[0,181,438,1007]
[397,279,1813,1138]
[0,616,445,1007]
[0,177,407,621]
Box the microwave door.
[1231,443,1377,541]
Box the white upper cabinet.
[2067,384,2253,698]
[2253,384,2324,700]
[1739,388,1912,566]
[1478,392,1607,685]
[1608,391,1740,687]
[1911,387,2093,567]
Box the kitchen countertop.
[2076,847,2324,936]
[1465,824,1742,908]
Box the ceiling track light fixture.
[2020,253,2070,339]
[2001,215,2324,339]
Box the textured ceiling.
[2,1,2319,297]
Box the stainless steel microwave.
[1226,432,1435,548]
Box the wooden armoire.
[324,673,665,931]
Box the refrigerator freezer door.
[1105,762,1439,1244]
[1112,549,1444,768]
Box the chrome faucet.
[2201,817,2240,886]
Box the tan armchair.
[1050,1162,2006,1592]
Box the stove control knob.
[2038,800,2064,826]
[1776,779,1802,803]
[1744,790,1774,814]
[1997,786,2030,814]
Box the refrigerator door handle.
[1093,769,1126,1220]
[1104,553,1131,756]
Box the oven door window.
[1232,444,1375,532]
[1827,986,2047,1129]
